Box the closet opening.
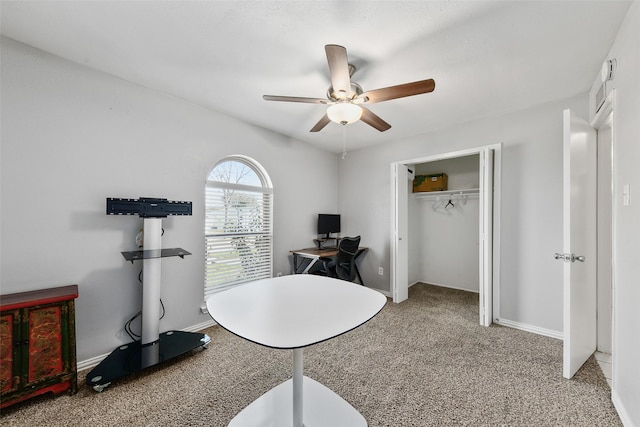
[410,155,480,295]
[391,144,501,326]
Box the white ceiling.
[1,1,632,153]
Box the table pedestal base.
[229,376,366,427]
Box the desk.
[206,275,386,427]
[290,246,368,285]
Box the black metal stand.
[88,197,210,392]
[86,331,210,392]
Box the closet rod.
[412,188,479,200]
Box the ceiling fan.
[263,44,435,132]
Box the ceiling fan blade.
[361,79,435,104]
[360,107,391,132]
[325,44,352,99]
[310,114,332,132]
[263,95,330,104]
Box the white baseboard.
[389,281,477,298]
[183,319,216,333]
[77,319,218,372]
[494,318,563,340]
[612,389,635,427]
[372,287,392,297]
[417,280,480,294]
[78,353,111,372]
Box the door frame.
[390,143,502,326]
[590,89,616,382]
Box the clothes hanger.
[445,198,454,208]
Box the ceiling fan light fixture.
[327,102,362,125]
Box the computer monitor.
[317,214,340,238]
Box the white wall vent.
[589,59,616,120]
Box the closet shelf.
[412,188,479,200]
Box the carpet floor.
[0,283,620,426]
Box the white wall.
[338,94,588,335]
[599,3,640,425]
[0,37,339,362]
[413,197,479,292]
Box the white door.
[391,163,409,303]
[479,149,494,326]
[559,109,597,379]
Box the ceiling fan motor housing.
[327,81,363,102]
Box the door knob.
[554,253,585,263]
[554,253,570,262]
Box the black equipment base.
[86,330,210,392]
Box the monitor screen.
[317,214,341,236]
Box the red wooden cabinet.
[1,285,78,408]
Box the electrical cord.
[122,231,167,342]
[124,310,141,341]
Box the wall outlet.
[200,305,208,315]
[378,267,384,275]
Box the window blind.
[205,182,273,297]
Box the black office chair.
[325,236,361,283]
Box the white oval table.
[206,274,387,427]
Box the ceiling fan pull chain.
[342,124,348,160]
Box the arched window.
[205,156,273,297]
